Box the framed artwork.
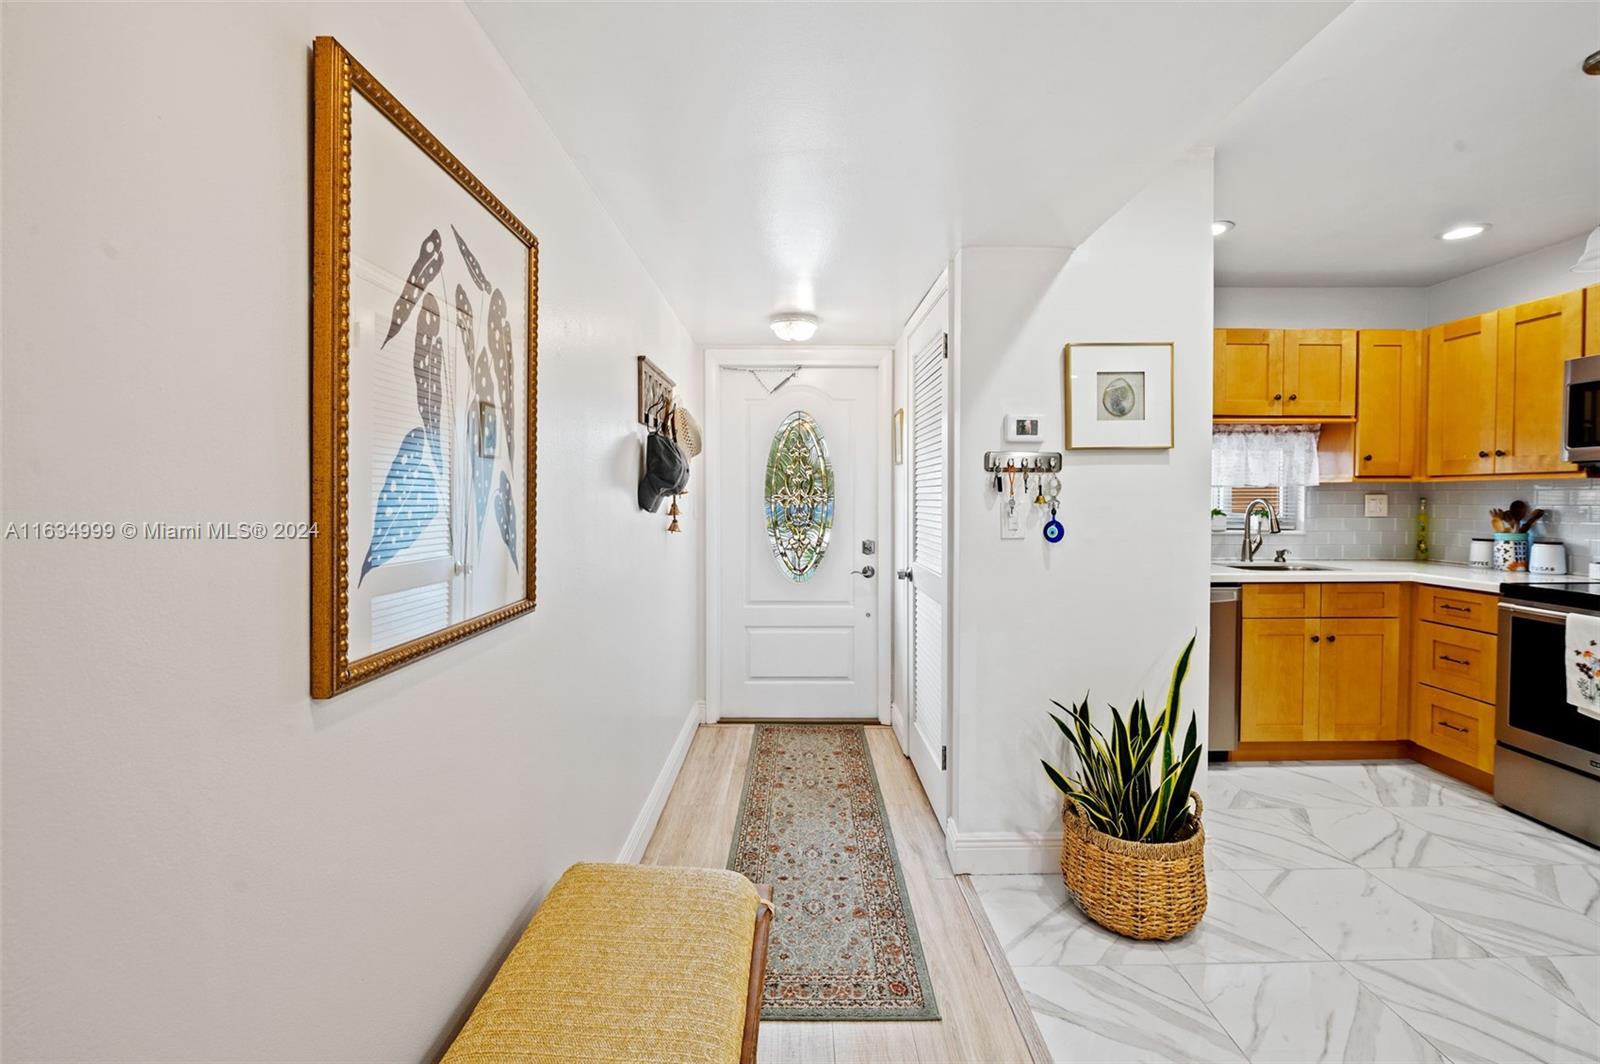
[311,37,537,698]
[1063,342,1173,450]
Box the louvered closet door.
[908,332,950,824]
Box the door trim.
[703,346,894,724]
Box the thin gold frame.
[311,37,538,698]
[1062,342,1175,450]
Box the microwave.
[1563,353,1600,465]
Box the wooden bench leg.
[741,884,774,1064]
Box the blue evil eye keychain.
[1042,474,1064,543]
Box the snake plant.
[1041,636,1202,844]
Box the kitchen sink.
[1222,562,1344,572]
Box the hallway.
[644,725,1040,1063]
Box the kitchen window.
[1211,425,1318,533]
[1211,484,1305,532]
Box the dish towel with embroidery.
[1564,611,1600,721]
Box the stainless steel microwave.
[1563,354,1600,464]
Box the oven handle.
[1499,603,1581,622]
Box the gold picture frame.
[311,37,538,698]
[1063,342,1174,450]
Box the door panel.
[1318,618,1400,740]
[1284,329,1356,417]
[717,365,881,717]
[1426,313,1498,476]
[907,329,950,823]
[1354,330,1419,477]
[1240,619,1317,742]
[1495,291,1583,474]
[1214,329,1284,417]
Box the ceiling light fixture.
[770,313,818,342]
[1573,226,1600,273]
[1440,223,1491,241]
[1211,220,1235,237]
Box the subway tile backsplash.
[1212,480,1600,572]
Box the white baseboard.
[889,701,907,751]
[945,820,1062,875]
[616,701,703,863]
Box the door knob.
[851,566,876,578]
[896,568,914,581]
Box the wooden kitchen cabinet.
[1321,582,1402,619]
[1414,585,1499,634]
[1283,329,1356,417]
[1354,330,1420,477]
[1494,291,1584,475]
[1318,618,1401,741]
[1412,682,1495,773]
[1214,329,1284,417]
[1242,582,1320,619]
[1426,312,1499,476]
[1413,620,1497,704]
[1241,619,1318,742]
[1585,283,1600,358]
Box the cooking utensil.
[1520,508,1546,533]
[1509,500,1529,528]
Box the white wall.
[1216,231,1594,331]
[1,4,702,1061]
[1215,286,1428,329]
[947,155,1214,872]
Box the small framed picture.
[1004,413,1043,443]
[1063,342,1173,449]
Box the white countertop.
[1208,558,1577,593]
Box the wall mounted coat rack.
[638,355,676,434]
[982,450,1062,473]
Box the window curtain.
[1211,425,1321,487]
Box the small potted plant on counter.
[1210,507,1227,533]
[1041,636,1205,940]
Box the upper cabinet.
[1213,328,1354,419]
[1354,330,1420,477]
[1585,283,1600,357]
[1214,329,1284,417]
[1425,313,1499,476]
[1283,329,1356,417]
[1493,291,1584,475]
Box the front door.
[716,360,884,718]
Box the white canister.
[1529,540,1568,575]
[1468,538,1493,568]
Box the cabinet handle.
[1326,634,1337,643]
[1363,453,1374,462]
[1288,393,1298,401]
[1310,635,1320,643]
[1478,450,1490,458]
[1439,654,1471,666]
[1495,449,1506,457]
[1273,393,1283,401]
[1439,603,1470,613]
[1438,721,1470,734]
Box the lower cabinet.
[1411,682,1496,773]
[1240,587,1402,743]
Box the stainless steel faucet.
[1240,497,1282,561]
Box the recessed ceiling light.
[1440,223,1491,241]
[770,313,818,342]
[1211,220,1235,237]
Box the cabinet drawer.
[1320,583,1402,618]
[1413,621,1497,702]
[1412,683,1495,772]
[1243,583,1320,619]
[1416,585,1499,633]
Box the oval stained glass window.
[765,411,835,582]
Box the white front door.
[715,359,886,719]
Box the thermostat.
[1004,413,1044,443]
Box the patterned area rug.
[727,724,939,1020]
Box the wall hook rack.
[982,451,1062,473]
[637,355,676,434]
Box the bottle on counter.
[1416,496,1430,561]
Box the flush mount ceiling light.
[1211,220,1235,237]
[770,313,818,342]
[1440,222,1491,241]
[1572,226,1600,273]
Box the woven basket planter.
[1059,793,1207,940]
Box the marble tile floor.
[973,759,1600,1063]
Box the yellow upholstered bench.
[443,863,773,1064]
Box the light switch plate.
[1364,493,1389,518]
[1001,502,1025,539]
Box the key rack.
[982,450,1062,473]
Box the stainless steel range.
[1497,582,1600,846]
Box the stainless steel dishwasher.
[1209,585,1241,755]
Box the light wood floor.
[643,724,1037,1064]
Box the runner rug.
[727,724,939,1020]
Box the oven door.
[1562,354,1600,464]
[1497,602,1600,778]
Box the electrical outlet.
[1001,501,1025,539]
[1364,493,1389,518]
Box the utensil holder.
[1493,531,1530,572]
